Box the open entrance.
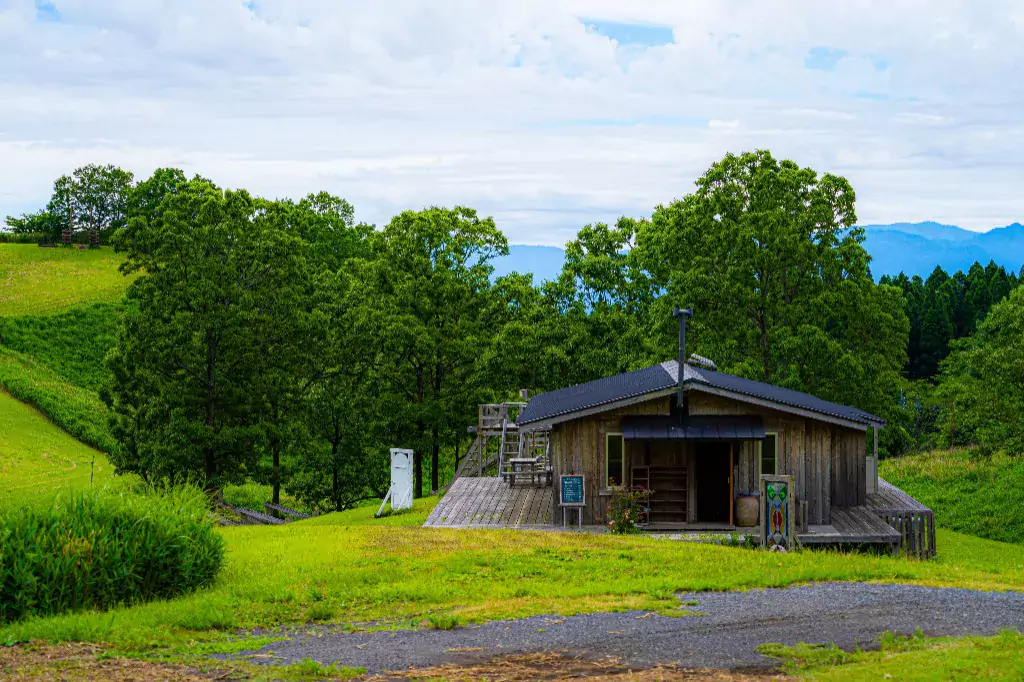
[696,442,732,524]
[631,441,687,525]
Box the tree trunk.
[331,438,341,512]
[204,331,217,488]
[271,403,281,506]
[431,362,442,493]
[414,366,424,498]
[431,426,440,494]
[414,420,424,499]
[272,440,281,505]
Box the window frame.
[759,431,779,478]
[605,432,625,489]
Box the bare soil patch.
[370,652,785,681]
[0,643,215,682]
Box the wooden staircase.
[448,402,551,489]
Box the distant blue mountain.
[859,221,977,242]
[862,222,1024,278]
[492,222,1024,283]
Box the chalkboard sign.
[560,475,585,507]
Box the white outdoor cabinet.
[389,448,414,511]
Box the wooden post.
[867,426,880,495]
[729,443,734,526]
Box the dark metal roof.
[516,363,676,425]
[622,415,766,440]
[671,363,884,426]
[518,359,885,427]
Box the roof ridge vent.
[688,353,717,371]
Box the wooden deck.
[427,475,934,557]
[866,478,936,558]
[796,479,935,557]
[424,477,553,528]
[798,505,901,549]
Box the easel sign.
[559,474,585,528]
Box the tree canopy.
[78,150,1022,508]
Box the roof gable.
[518,359,884,428]
[516,363,676,426]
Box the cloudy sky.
[2,1,1022,243]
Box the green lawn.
[0,390,112,507]
[0,245,133,317]
[881,449,1024,544]
[762,630,1024,680]
[3,497,1023,653]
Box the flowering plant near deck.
[607,486,653,534]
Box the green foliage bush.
[0,484,224,624]
[0,303,121,391]
[0,232,47,244]
[221,482,271,511]
[0,347,117,455]
[606,487,652,534]
[881,449,1024,544]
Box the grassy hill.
[0,346,117,454]
[0,301,120,391]
[0,389,112,506]
[881,449,1024,545]
[0,245,133,317]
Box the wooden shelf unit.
[646,465,688,523]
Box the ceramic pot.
[735,496,758,527]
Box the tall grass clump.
[0,302,122,391]
[0,484,224,624]
[0,347,117,455]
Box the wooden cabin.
[425,334,935,556]
[516,359,884,532]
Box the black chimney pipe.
[672,306,693,409]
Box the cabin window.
[760,432,778,476]
[606,433,625,488]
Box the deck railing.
[867,479,936,559]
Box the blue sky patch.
[582,19,674,47]
[804,46,847,71]
[35,0,60,21]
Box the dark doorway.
[696,442,732,523]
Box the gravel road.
[229,583,1024,675]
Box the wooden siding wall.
[689,391,867,525]
[549,389,867,527]
[549,397,670,525]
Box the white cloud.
[1,0,1023,240]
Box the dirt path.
[230,583,1024,677]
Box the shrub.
[0,233,47,244]
[426,614,462,630]
[607,487,652,534]
[0,485,224,624]
[222,482,270,511]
